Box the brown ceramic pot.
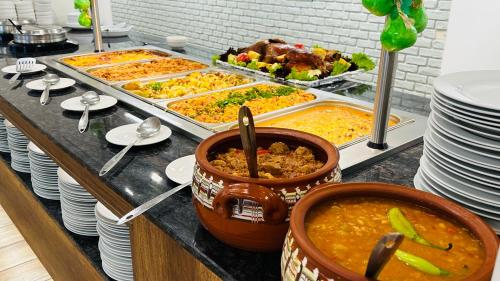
[193,128,341,252]
[282,182,499,281]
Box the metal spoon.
[99,117,161,176]
[116,180,192,225]
[365,232,404,279]
[40,74,59,105]
[78,91,100,133]
[238,106,258,178]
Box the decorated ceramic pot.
[192,128,341,252]
[282,182,499,281]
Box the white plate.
[420,156,500,206]
[105,124,172,146]
[426,130,500,170]
[428,119,500,160]
[60,95,117,112]
[433,70,500,111]
[431,100,500,135]
[433,97,500,128]
[1,63,46,74]
[26,78,75,91]
[418,169,500,220]
[96,202,119,222]
[431,113,500,151]
[65,23,91,30]
[431,104,500,141]
[433,92,500,122]
[165,154,195,184]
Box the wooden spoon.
[238,106,258,178]
[365,232,404,279]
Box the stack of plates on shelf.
[14,1,36,21]
[58,167,98,236]
[0,114,10,153]
[0,1,17,20]
[95,202,133,281]
[5,119,30,173]
[28,142,59,200]
[34,0,54,25]
[414,70,500,234]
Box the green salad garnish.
[351,53,376,71]
[215,86,296,108]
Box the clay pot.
[282,182,499,281]
[193,128,341,252]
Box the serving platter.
[216,60,364,88]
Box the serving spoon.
[99,117,161,176]
[364,232,404,279]
[238,106,258,178]
[78,91,100,133]
[40,73,60,105]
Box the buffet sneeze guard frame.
[41,45,427,174]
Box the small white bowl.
[166,35,188,50]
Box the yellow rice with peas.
[167,85,316,123]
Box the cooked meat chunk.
[210,142,324,179]
[238,38,287,56]
[285,49,326,72]
[263,44,296,63]
[269,142,289,154]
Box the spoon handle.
[78,104,90,133]
[99,137,140,176]
[365,232,404,279]
[9,72,21,85]
[40,83,50,105]
[116,181,192,225]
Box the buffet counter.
[0,31,429,281]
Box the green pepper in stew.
[395,249,450,276]
[388,208,452,250]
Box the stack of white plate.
[414,70,500,234]
[0,114,10,153]
[28,142,59,200]
[58,168,98,236]
[0,1,17,20]
[34,0,53,25]
[14,1,36,21]
[95,202,133,281]
[5,119,30,173]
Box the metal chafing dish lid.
[15,25,67,35]
[0,19,36,26]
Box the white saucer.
[60,95,118,112]
[105,124,172,146]
[1,64,47,74]
[26,78,76,91]
[165,154,195,184]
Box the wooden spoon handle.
[238,106,259,178]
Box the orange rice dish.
[61,50,169,67]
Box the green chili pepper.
[395,250,450,276]
[388,208,452,250]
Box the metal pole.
[90,0,104,52]
[367,48,398,150]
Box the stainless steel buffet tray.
[225,99,409,150]
[113,67,258,105]
[162,81,325,130]
[41,45,428,173]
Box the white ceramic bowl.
[166,35,188,49]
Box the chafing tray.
[163,81,327,130]
[225,99,411,149]
[113,68,258,105]
[84,57,210,85]
[57,48,174,70]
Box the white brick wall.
[111,0,451,97]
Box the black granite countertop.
[0,31,428,281]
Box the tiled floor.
[0,205,53,281]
